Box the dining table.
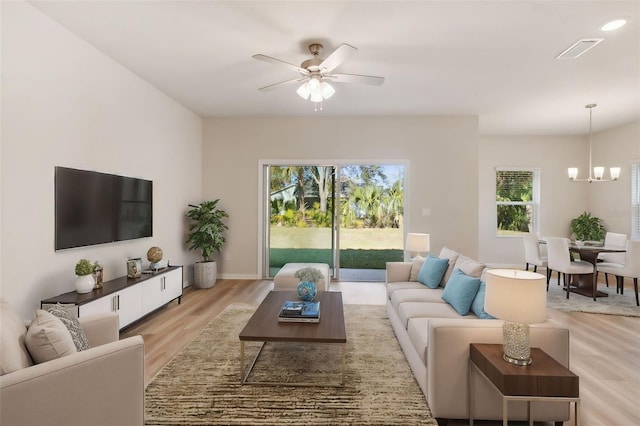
[567,243,626,300]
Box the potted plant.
[75,259,96,294]
[570,211,606,244]
[186,199,229,288]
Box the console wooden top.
[470,343,579,398]
[41,266,182,306]
[239,291,346,344]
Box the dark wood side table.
[469,343,580,426]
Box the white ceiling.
[28,0,640,135]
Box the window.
[632,162,640,240]
[496,168,540,236]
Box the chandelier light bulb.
[593,167,605,180]
[610,167,621,180]
[568,168,578,181]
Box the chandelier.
[568,104,620,182]
[296,75,335,111]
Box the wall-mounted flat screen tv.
[55,167,152,250]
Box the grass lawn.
[269,226,403,270]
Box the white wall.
[1,1,203,320]
[479,135,589,267]
[478,120,639,267]
[202,116,479,278]
[589,120,640,232]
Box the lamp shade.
[404,233,430,254]
[484,269,547,324]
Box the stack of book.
[278,300,320,323]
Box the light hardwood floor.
[121,279,639,425]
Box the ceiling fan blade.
[252,54,309,75]
[258,77,307,92]
[319,44,357,73]
[328,73,385,85]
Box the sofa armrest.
[79,312,119,347]
[385,262,412,283]
[0,335,144,426]
[426,319,569,421]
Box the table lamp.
[405,233,430,259]
[484,269,547,366]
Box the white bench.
[273,263,331,292]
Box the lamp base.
[502,353,532,366]
[502,321,532,366]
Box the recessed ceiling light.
[601,18,627,32]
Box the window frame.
[632,161,639,240]
[495,167,540,237]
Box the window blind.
[632,162,640,240]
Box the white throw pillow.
[438,247,460,286]
[409,256,426,281]
[25,309,77,364]
[453,255,485,278]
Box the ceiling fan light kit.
[253,42,384,111]
[568,103,620,183]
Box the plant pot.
[75,274,95,294]
[194,261,217,289]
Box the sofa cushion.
[417,255,449,288]
[441,268,482,315]
[25,310,77,364]
[407,317,431,364]
[390,288,446,310]
[409,256,426,281]
[470,281,495,319]
[386,281,426,299]
[398,301,475,328]
[453,255,485,278]
[47,304,90,351]
[0,298,34,375]
[438,247,460,286]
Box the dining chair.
[596,240,640,306]
[522,233,548,274]
[597,232,628,289]
[546,237,594,298]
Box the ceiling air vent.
[555,38,604,59]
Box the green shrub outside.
[269,248,403,270]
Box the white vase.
[75,274,95,294]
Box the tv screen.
[55,167,152,250]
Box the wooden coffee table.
[238,291,347,386]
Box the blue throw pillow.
[441,268,482,315]
[417,255,449,288]
[470,280,495,319]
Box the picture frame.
[127,258,142,278]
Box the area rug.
[145,304,436,425]
[546,278,639,317]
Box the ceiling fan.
[252,43,384,109]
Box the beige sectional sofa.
[0,299,145,426]
[386,247,571,425]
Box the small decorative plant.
[75,259,95,276]
[186,199,229,262]
[295,267,324,283]
[570,212,606,242]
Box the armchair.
[0,299,145,426]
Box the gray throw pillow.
[47,304,90,351]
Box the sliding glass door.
[264,165,336,278]
[262,162,405,281]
